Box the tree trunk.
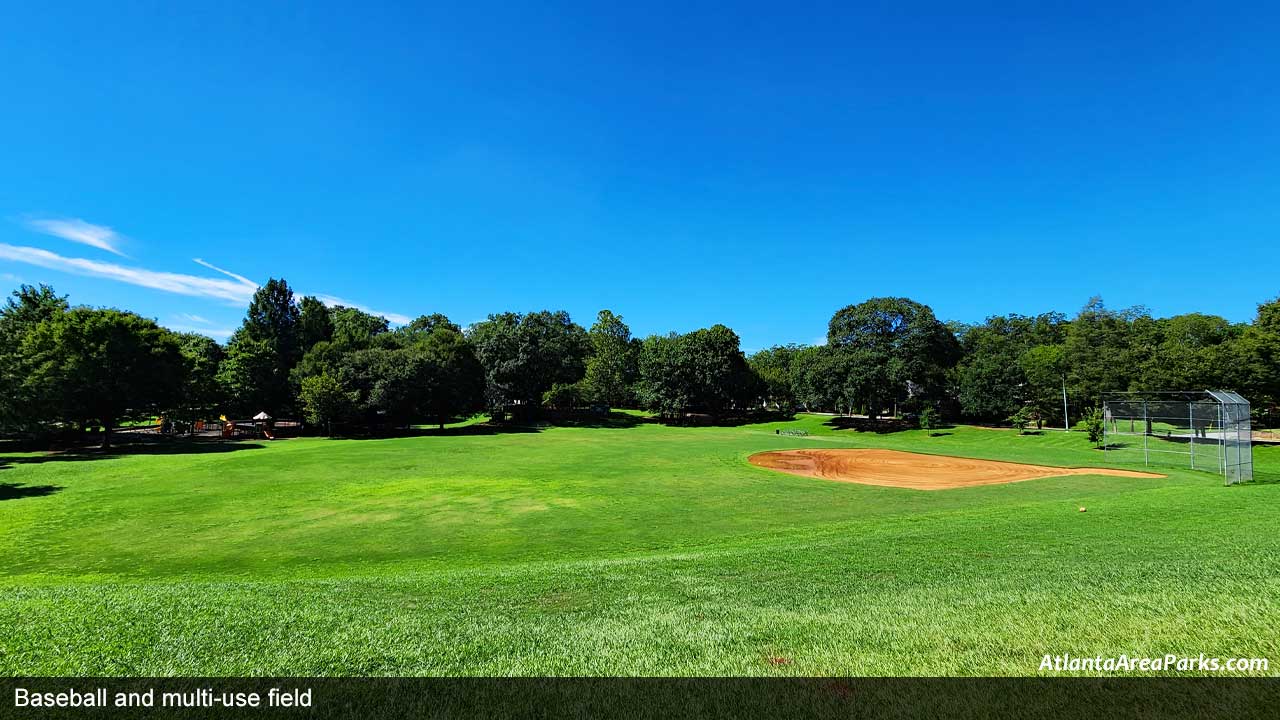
[101,417,113,449]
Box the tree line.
[1,279,1277,446]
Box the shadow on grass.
[327,410,663,438]
[928,431,953,437]
[0,437,266,470]
[644,411,797,428]
[824,417,942,434]
[546,411,654,429]
[1241,472,1280,486]
[402,423,545,437]
[0,482,63,500]
[323,423,545,440]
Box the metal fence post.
[1219,402,1226,477]
[1142,400,1149,466]
[1189,401,1195,470]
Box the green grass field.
[2,414,1277,676]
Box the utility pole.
[1061,375,1070,432]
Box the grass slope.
[1,414,1277,676]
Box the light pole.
[1062,375,1070,432]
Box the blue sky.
[1,1,1276,349]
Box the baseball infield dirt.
[748,448,1165,490]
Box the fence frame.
[1102,390,1253,485]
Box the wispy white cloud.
[0,244,258,304]
[166,324,235,340]
[26,217,127,256]
[167,313,234,339]
[1,272,21,283]
[3,235,410,328]
[193,257,256,286]
[315,294,412,325]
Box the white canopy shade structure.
[252,411,272,421]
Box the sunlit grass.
[1,414,1277,675]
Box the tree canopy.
[0,284,69,432]
[469,311,589,416]
[583,310,637,408]
[224,278,302,415]
[2,279,1277,442]
[636,325,754,419]
[826,297,959,418]
[21,307,185,446]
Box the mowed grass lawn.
[1,414,1278,676]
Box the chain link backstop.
[1103,390,1253,485]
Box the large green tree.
[21,308,185,447]
[469,311,589,417]
[401,313,461,338]
[788,345,838,412]
[217,336,279,416]
[290,340,344,395]
[1235,297,1280,413]
[293,316,484,432]
[0,285,69,433]
[288,304,393,397]
[1136,313,1238,392]
[827,297,959,418]
[1019,343,1069,429]
[170,332,226,433]
[583,310,637,408]
[636,325,755,419]
[683,324,756,414]
[222,278,301,415]
[748,345,804,413]
[329,306,391,348]
[416,326,486,429]
[299,373,355,436]
[1063,297,1149,401]
[955,317,1027,420]
[239,278,301,358]
[337,347,425,429]
[297,295,334,351]
[955,313,1066,422]
[635,333,688,419]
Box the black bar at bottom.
[2,677,1276,719]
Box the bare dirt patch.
[748,448,1164,490]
